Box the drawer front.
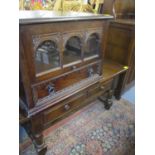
[32,61,101,103]
[43,93,86,126]
[100,79,113,93]
[43,83,100,126]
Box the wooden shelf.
[101,59,128,82]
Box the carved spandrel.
[62,32,84,50]
[32,36,41,51]
[85,28,103,42]
[32,33,61,51]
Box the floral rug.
[20,99,135,155]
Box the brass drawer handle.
[64,104,70,110]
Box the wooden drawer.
[100,79,113,93]
[43,83,101,127]
[32,61,101,103]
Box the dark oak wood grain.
[19,11,129,155]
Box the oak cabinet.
[20,11,117,155]
[19,11,130,155]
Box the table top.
[19,11,113,24]
[101,59,128,82]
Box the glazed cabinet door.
[33,34,62,76]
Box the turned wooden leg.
[20,111,48,155]
[26,114,47,155]
[32,133,47,155]
[99,90,113,110]
[21,121,47,155]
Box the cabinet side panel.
[19,33,35,109]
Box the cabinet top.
[19,11,113,24]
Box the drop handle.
[47,84,55,95]
[64,104,70,110]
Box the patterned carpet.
[20,99,135,155]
